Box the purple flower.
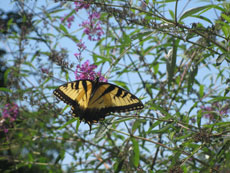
[80,12,104,41]
[41,68,49,74]
[3,128,8,133]
[74,40,87,61]
[2,103,19,120]
[77,40,86,50]
[190,117,196,124]
[74,60,107,82]
[200,102,230,121]
[1,103,19,134]
[61,14,75,28]
[74,0,90,12]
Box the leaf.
[114,159,124,173]
[179,5,214,22]
[224,87,230,96]
[4,68,11,85]
[188,102,198,115]
[75,118,80,132]
[197,110,202,129]
[0,87,12,92]
[147,121,161,134]
[199,84,204,98]
[187,65,198,95]
[57,117,76,130]
[59,24,68,34]
[93,54,112,63]
[190,15,213,24]
[132,119,145,133]
[131,138,140,167]
[208,96,230,102]
[221,13,230,23]
[150,104,172,118]
[169,9,175,19]
[216,53,227,66]
[167,39,179,89]
[149,123,172,134]
[113,80,129,91]
[94,118,115,141]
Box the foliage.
[0,0,230,172]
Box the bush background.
[0,0,230,172]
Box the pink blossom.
[2,103,19,120]
[74,0,90,12]
[41,68,49,74]
[201,102,230,121]
[74,60,107,82]
[74,40,87,60]
[61,14,75,28]
[80,12,104,41]
[1,103,19,134]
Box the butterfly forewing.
[53,80,93,109]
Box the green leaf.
[3,68,11,85]
[216,53,227,66]
[132,119,145,133]
[114,159,124,173]
[149,123,172,134]
[42,77,51,86]
[179,5,213,22]
[23,62,36,69]
[190,15,213,24]
[208,96,230,102]
[167,39,179,89]
[199,85,204,98]
[112,80,129,91]
[59,24,68,34]
[197,110,202,129]
[147,121,161,134]
[0,87,12,92]
[94,118,115,141]
[93,54,112,63]
[57,118,76,130]
[221,13,230,23]
[131,138,140,167]
[75,118,80,132]
[150,104,172,118]
[187,65,198,95]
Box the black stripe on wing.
[53,81,80,107]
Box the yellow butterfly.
[54,79,144,130]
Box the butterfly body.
[53,79,144,128]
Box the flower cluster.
[1,103,19,133]
[80,12,104,41]
[201,102,229,121]
[74,40,87,61]
[74,0,90,12]
[74,60,107,82]
[41,67,49,74]
[60,2,104,41]
[61,15,75,28]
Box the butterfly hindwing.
[88,83,144,113]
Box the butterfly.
[53,78,144,131]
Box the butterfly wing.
[53,80,93,115]
[88,82,144,114]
